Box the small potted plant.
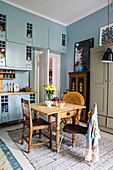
[45,85,56,107]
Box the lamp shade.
[102,48,113,63]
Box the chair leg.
[50,124,52,148]
[72,134,76,147]
[48,115,51,133]
[28,129,32,154]
[58,132,65,153]
[21,124,25,145]
[39,129,41,139]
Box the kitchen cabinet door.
[8,95,21,122]
[6,15,26,44]
[20,94,30,119]
[108,82,113,118]
[90,46,108,116]
[49,29,66,53]
[6,42,26,69]
[33,24,48,49]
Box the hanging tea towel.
[85,103,101,162]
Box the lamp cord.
[108,0,109,48]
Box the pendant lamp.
[102,0,113,63]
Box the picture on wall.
[74,38,94,71]
[99,23,113,46]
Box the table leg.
[34,110,37,136]
[48,115,51,133]
[56,113,60,153]
[72,113,76,147]
[77,109,82,125]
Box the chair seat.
[33,117,50,127]
[24,117,50,128]
[63,124,87,135]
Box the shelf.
[0,72,16,79]
[0,78,15,79]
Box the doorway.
[34,49,61,103]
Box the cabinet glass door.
[78,77,84,97]
[71,77,76,91]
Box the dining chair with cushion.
[21,98,52,153]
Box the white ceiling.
[2,0,108,26]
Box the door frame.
[34,49,61,102]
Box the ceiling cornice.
[1,0,67,26]
[67,3,107,26]
[1,0,108,26]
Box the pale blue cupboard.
[48,29,66,53]
[0,94,36,124]
[33,24,48,49]
[8,95,21,122]
[6,15,26,44]
[6,42,26,69]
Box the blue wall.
[61,5,113,94]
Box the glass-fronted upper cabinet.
[0,13,6,41]
[26,23,32,46]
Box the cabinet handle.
[67,112,70,116]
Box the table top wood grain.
[30,102,86,115]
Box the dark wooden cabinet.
[68,71,90,122]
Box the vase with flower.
[45,85,56,107]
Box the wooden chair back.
[63,92,84,106]
[21,98,32,127]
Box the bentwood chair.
[21,98,52,153]
[62,92,85,125]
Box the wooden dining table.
[30,102,86,153]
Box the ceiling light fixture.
[102,0,113,63]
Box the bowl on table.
[58,101,65,108]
